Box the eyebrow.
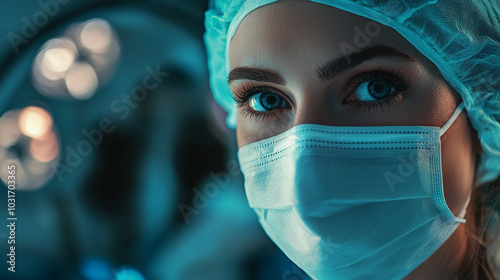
[227,46,417,85]
[228,67,285,85]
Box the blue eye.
[249,92,288,111]
[353,79,395,101]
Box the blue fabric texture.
[237,104,468,279]
[204,0,500,185]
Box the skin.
[228,0,484,279]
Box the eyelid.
[232,67,411,120]
[231,82,294,109]
[344,68,410,100]
[342,68,410,112]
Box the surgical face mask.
[237,103,469,280]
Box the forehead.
[229,0,428,73]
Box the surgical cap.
[204,0,500,185]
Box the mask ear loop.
[455,195,470,224]
[439,102,465,137]
[438,102,467,223]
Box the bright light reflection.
[30,132,58,163]
[65,62,98,99]
[115,268,145,280]
[80,19,112,53]
[32,19,119,100]
[18,107,53,139]
[0,107,59,191]
[42,47,75,73]
[80,257,112,280]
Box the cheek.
[440,115,476,216]
[237,114,265,148]
[236,119,250,148]
[236,114,290,148]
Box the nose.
[292,91,338,127]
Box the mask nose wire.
[439,102,465,137]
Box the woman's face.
[229,0,480,228]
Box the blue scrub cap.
[204,0,500,185]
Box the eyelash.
[231,69,411,119]
[232,83,284,120]
[346,68,410,112]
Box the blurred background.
[0,1,309,279]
